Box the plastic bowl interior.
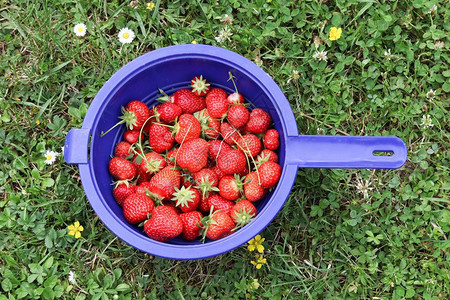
[82,45,299,260]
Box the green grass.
[1,0,449,299]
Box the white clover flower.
[426,89,436,100]
[353,174,373,199]
[221,14,233,25]
[44,150,60,165]
[118,28,135,44]
[429,4,437,14]
[287,70,300,84]
[73,23,87,37]
[68,271,76,283]
[434,41,444,49]
[384,49,394,60]
[313,50,328,62]
[215,26,233,43]
[421,115,434,129]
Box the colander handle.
[64,128,90,164]
[286,135,407,169]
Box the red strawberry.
[144,205,183,242]
[204,211,235,241]
[230,199,257,227]
[227,92,245,104]
[113,182,136,206]
[108,100,151,132]
[236,134,261,157]
[123,193,154,225]
[123,130,144,144]
[148,166,181,201]
[155,102,182,124]
[142,109,157,134]
[220,122,240,145]
[174,114,201,144]
[244,172,265,202]
[238,165,249,178]
[136,182,152,195]
[198,194,211,213]
[171,186,201,213]
[109,157,137,180]
[191,75,210,96]
[140,152,166,175]
[193,168,219,197]
[173,89,206,114]
[165,147,178,166]
[227,105,250,128]
[218,175,244,201]
[176,138,209,173]
[114,142,132,158]
[264,129,280,150]
[181,174,195,188]
[246,108,272,134]
[211,165,226,181]
[257,149,278,164]
[205,88,229,119]
[195,109,220,140]
[258,161,281,188]
[217,149,246,175]
[208,140,232,160]
[209,195,234,215]
[180,211,203,241]
[148,123,175,153]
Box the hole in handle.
[373,150,394,156]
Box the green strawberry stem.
[228,72,239,94]
[231,130,262,185]
[134,115,157,168]
[171,186,194,208]
[100,119,125,137]
[156,88,170,102]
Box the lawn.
[0,0,449,299]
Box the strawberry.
[238,165,249,178]
[174,114,201,144]
[123,193,154,225]
[227,105,250,128]
[176,138,209,173]
[198,193,213,213]
[144,205,183,242]
[264,129,280,150]
[211,165,226,181]
[123,130,144,144]
[101,101,151,135]
[256,149,278,164]
[154,102,182,124]
[217,149,246,175]
[140,152,166,175]
[165,147,178,166]
[148,123,175,153]
[135,182,152,195]
[195,109,220,140]
[193,168,219,197]
[209,195,234,215]
[204,211,235,241]
[114,141,132,158]
[148,166,181,201]
[142,109,157,134]
[236,134,261,157]
[171,186,201,213]
[227,92,245,104]
[206,88,229,119]
[218,175,244,201]
[180,211,203,241]
[208,140,232,161]
[246,108,272,134]
[113,182,136,206]
[191,75,210,96]
[220,122,241,145]
[181,174,195,188]
[173,89,206,114]
[258,161,281,188]
[230,199,257,227]
[109,157,137,180]
[244,172,265,202]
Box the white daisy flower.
[215,26,233,43]
[313,50,328,62]
[44,150,60,165]
[68,271,75,283]
[73,23,87,37]
[118,28,135,44]
[429,4,437,14]
[384,49,394,60]
[426,89,436,100]
[421,115,434,129]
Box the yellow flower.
[250,254,267,269]
[67,221,84,239]
[248,279,260,290]
[192,40,198,44]
[146,2,155,10]
[329,27,342,41]
[36,120,40,125]
[247,235,265,253]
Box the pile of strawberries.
[106,75,281,242]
